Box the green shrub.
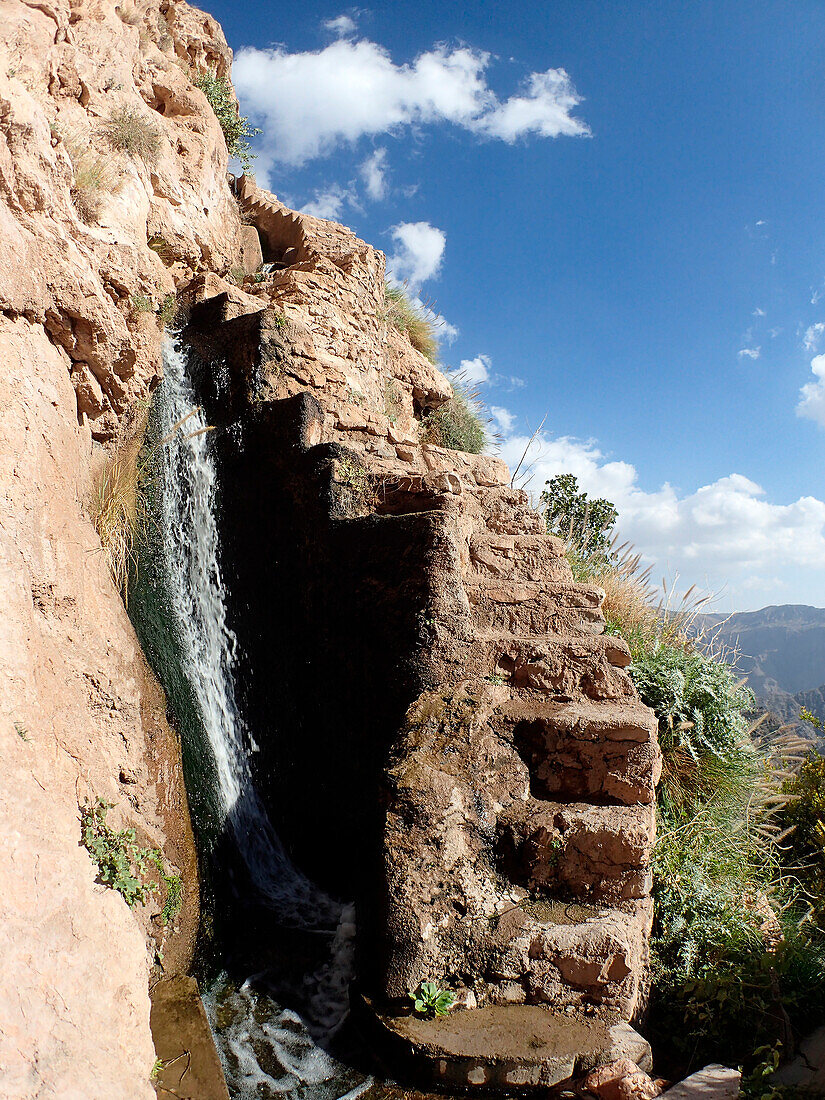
[541,473,618,557]
[80,797,159,907]
[194,71,259,173]
[412,981,455,1018]
[157,293,177,327]
[80,797,181,923]
[421,381,488,454]
[383,282,438,363]
[629,642,755,818]
[779,750,825,922]
[101,105,161,165]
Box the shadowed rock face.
[184,177,662,1036]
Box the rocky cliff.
[0,3,662,1094]
[0,1,246,1094]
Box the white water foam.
[157,337,369,1097]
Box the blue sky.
[201,0,825,611]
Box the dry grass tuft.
[91,429,146,604]
[382,282,438,363]
[101,105,161,165]
[65,134,113,222]
[420,372,493,455]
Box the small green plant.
[80,798,181,921]
[130,292,154,314]
[101,105,161,165]
[150,1057,164,1082]
[421,379,488,454]
[382,282,438,363]
[158,866,182,925]
[14,721,30,742]
[335,455,373,514]
[80,798,158,907]
[382,379,404,424]
[194,71,260,173]
[412,981,455,1018]
[226,266,247,286]
[272,311,288,329]
[157,293,177,327]
[485,674,504,685]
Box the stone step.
[493,698,661,805]
[487,896,651,1017]
[465,577,605,637]
[356,996,652,1091]
[498,799,656,903]
[463,632,635,705]
[468,531,571,583]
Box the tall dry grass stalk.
[64,133,114,223]
[91,408,210,603]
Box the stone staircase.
[380,460,661,1027]
[186,184,663,1087]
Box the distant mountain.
[694,605,825,728]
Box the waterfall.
[155,337,367,1097]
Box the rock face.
[0,1,248,1095]
[184,176,662,1069]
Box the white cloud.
[804,322,825,352]
[737,346,760,360]
[387,221,446,288]
[491,405,516,433]
[324,14,357,37]
[798,353,825,427]
[498,430,825,608]
[299,184,356,220]
[753,307,766,317]
[360,148,388,200]
[232,40,589,166]
[458,355,491,383]
[471,69,591,141]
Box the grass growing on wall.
[382,282,438,363]
[420,380,489,454]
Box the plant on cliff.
[420,376,489,454]
[412,981,455,1018]
[91,428,147,604]
[101,105,161,165]
[80,798,155,907]
[382,282,438,363]
[194,70,260,174]
[64,133,113,223]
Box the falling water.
[154,337,369,1097]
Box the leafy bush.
[630,642,755,818]
[541,473,618,557]
[80,798,181,923]
[194,71,259,173]
[421,380,488,454]
[101,105,161,165]
[80,798,159,907]
[779,749,825,922]
[383,282,438,363]
[412,981,455,1018]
